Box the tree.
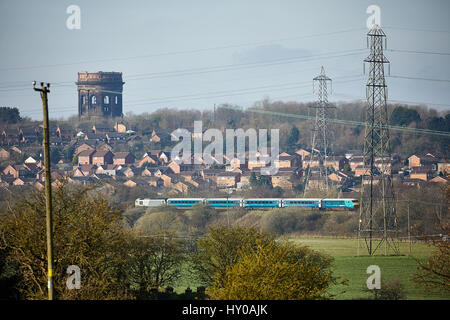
[0,107,22,124]
[412,181,449,293]
[390,106,421,126]
[287,125,300,153]
[207,240,339,300]
[365,277,406,300]
[0,184,130,299]
[192,226,275,287]
[126,231,186,298]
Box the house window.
[82,96,86,104]
[92,96,97,104]
[104,96,110,104]
[115,96,118,104]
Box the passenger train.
[135,198,359,210]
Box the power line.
[386,49,450,56]
[389,75,450,83]
[0,28,366,72]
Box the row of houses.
[1,140,448,194]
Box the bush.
[208,240,338,300]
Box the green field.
[287,237,449,300]
[174,237,449,300]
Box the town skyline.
[1,0,449,120]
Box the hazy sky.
[0,0,449,120]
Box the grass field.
[287,237,449,300]
[174,237,449,300]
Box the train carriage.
[281,199,321,208]
[243,198,282,208]
[135,198,166,207]
[205,198,243,208]
[167,198,204,208]
[320,199,359,210]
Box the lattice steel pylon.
[358,25,399,256]
[304,66,334,194]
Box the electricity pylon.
[304,66,334,194]
[358,25,399,256]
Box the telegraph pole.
[304,66,334,194]
[358,25,399,256]
[407,200,411,254]
[33,81,54,300]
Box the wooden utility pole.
[407,200,411,254]
[33,81,54,300]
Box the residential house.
[276,154,301,169]
[410,166,433,181]
[113,152,136,165]
[0,148,10,160]
[137,152,159,167]
[216,172,240,188]
[96,164,119,176]
[201,169,222,182]
[408,153,439,170]
[92,150,114,166]
[326,156,349,171]
[302,155,320,169]
[73,164,97,177]
[437,162,450,174]
[75,142,95,155]
[78,149,96,165]
[271,171,294,190]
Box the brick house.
[271,171,294,190]
[302,155,320,169]
[75,142,95,155]
[78,149,96,165]
[408,153,439,170]
[92,150,114,166]
[113,152,135,165]
[410,166,433,181]
[326,156,349,171]
[276,154,301,169]
[216,172,240,188]
[437,162,450,174]
[138,152,159,167]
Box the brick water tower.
[76,71,124,119]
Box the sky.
[0,0,449,120]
